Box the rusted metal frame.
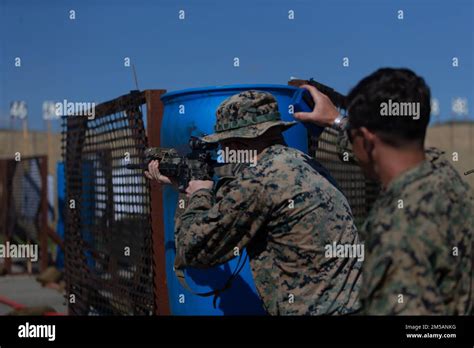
[88,91,147,118]
[45,225,64,250]
[0,157,54,274]
[38,155,49,272]
[64,116,89,314]
[63,89,168,314]
[123,96,150,298]
[5,160,18,272]
[0,161,6,244]
[0,159,13,273]
[144,89,170,315]
[101,149,118,286]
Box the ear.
[359,127,376,153]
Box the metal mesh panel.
[308,129,380,227]
[62,93,154,315]
[0,156,48,273]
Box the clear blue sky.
[1,0,473,131]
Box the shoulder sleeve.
[362,206,440,315]
[175,172,269,268]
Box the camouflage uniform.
[360,148,474,315]
[175,91,363,315]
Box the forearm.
[174,181,266,268]
[175,189,227,267]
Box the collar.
[383,147,445,196]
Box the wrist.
[331,112,348,132]
[321,108,339,127]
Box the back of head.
[347,68,431,148]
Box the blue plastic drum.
[160,84,317,315]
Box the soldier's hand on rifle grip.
[145,160,173,185]
[294,84,340,127]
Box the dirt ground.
[0,274,67,315]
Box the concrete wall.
[0,129,62,176]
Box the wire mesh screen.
[0,156,48,273]
[308,129,380,227]
[62,93,154,315]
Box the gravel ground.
[0,274,67,315]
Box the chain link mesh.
[308,129,380,227]
[62,94,154,315]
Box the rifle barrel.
[126,163,147,170]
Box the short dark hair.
[346,68,431,147]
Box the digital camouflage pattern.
[201,90,296,143]
[361,147,474,315]
[175,144,363,315]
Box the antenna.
[132,64,140,91]
[130,64,144,121]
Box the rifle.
[306,78,346,109]
[289,78,347,138]
[289,77,347,110]
[126,136,218,192]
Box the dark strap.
[175,253,248,308]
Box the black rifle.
[305,78,347,110]
[126,136,218,192]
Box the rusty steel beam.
[145,89,170,315]
[77,91,147,119]
[39,155,49,272]
[0,159,13,273]
[0,160,7,242]
[64,115,89,316]
[62,89,169,315]
[46,225,64,250]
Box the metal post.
[39,155,49,272]
[145,89,170,315]
[0,159,12,273]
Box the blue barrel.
[160,84,314,315]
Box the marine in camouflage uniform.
[332,116,472,315]
[322,102,473,314]
[359,147,474,315]
[174,90,363,315]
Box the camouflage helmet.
[201,90,297,143]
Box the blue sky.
[1,0,473,131]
